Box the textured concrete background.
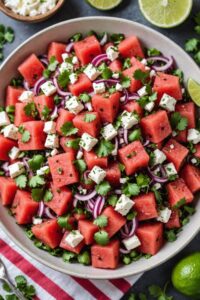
[0,0,200,298]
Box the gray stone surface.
[0,0,200,299]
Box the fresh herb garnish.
[95,139,114,157]
[31,188,44,202]
[84,113,96,122]
[24,102,38,118]
[0,25,15,61]
[147,48,161,57]
[74,159,87,173]
[173,198,186,209]
[15,175,27,189]
[44,189,53,202]
[110,33,124,45]
[122,183,140,197]
[94,215,108,228]
[96,181,111,196]
[57,70,70,88]
[170,112,188,131]
[79,93,91,103]
[66,138,80,149]
[58,215,72,230]
[21,130,31,143]
[28,154,44,171]
[61,121,78,136]
[29,175,45,188]
[94,230,109,246]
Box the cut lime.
[188,78,200,107]
[86,0,122,10]
[138,0,193,28]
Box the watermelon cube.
[91,240,120,269]
[6,86,25,106]
[48,153,79,188]
[73,112,101,138]
[34,95,54,119]
[12,190,39,224]
[123,100,143,117]
[84,150,108,170]
[109,59,122,72]
[165,210,180,229]
[18,121,46,151]
[0,177,17,206]
[92,92,120,123]
[167,178,194,207]
[194,144,200,158]
[105,162,121,186]
[68,73,92,96]
[78,220,98,245]
[118,36,144,58]
[181,164,200,193]
[60,137,77,158]
[136,223,164,255]
[48,42,66,63]
[102,206,126,238]
[119,141,150,176]
[134,192,158,221]
[18,54,45,87]
[56,108,74,136]
[14,103,35,126]
[74,35,102,65]
[0,135,17,161]
[32,219,63,249]
[60,231,85,254]
[162,139,189,171]
[141,110,172,143]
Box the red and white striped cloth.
[0,230,142,300]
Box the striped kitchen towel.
[0,230,142,300]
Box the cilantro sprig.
[170,112,188,132]
[93,215,108,228]
[0,25,15,62]
[61,122,78,136]
[95,139,114,157]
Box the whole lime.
[172,252,200,299]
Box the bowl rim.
[0,16,200,279]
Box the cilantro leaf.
[44,189,53,202]
[185,38,199,52]
[96,181,111,196]
[29,175,45,188]
[79,93,91,103]
[95,139,114,157]
[42,105,51,120]
[48,56,59,72]
[24,102,38,118]
[57,70,70,88]
[31,188,44,202]
[84,113,96,122]
[170,112,188,131]
[194,12,200,25]
[133,69,149,84]
[94,215,108,228]
[122,183,140,197]
[74,159,87,173]
[123,58,131,69]
[121,76,131,88]
[4,27,15,43]
[2,282,11,292]
[165,229,177,242]
[176,117,188,131]
[172,69,184,82]
[94,230,109,246]
[194,51,200,64]
[107,195,118,206]
[28,155,45,171]
[149,285,163,297]
[63,251,77,262]
[147,48,161,57]
[173,198,186,209]
[128,129,141,142]
[195,25,200,35]
[61,122,78,136]
[58,215,72,230]
[15,275,27,288]
[66,138,80,150]
[21,130,31,143]
[136,173,150,188]
[110,33,124,44]
[15,175,27,189]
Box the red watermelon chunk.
[68,73,92,96]
[84,150,108,170]
[74,35,102,65]
[91,240,120,269]
[0,135,17,161]
[78,220,98,245]
[73,112,101,138]
[48,153,79,188]
[92,92,120,123]
[60,137,77,158]
[48,42,66,63]
[181,164,200,193]
[165,210,181,229]
[136,223,164,255]
[109,59,122,72]
[105,162,121,186]
[134,192,158,221]
[14,103,35,126]
[194,144,200,158]
[141,110,172,143]
[18,54,45,87]
[60,231,85,254]
[32,219,63,249]
[34,95,54,119]
[56,108,74,136]
[162,139,189,171]
[118,36,144,58]
[6,86,25,106]
[102,206,126,238]
[167,178,194,207]
[119,141,149,176]
[0,177,17,206]
[18,121,46,151]
[12,190,39,224]
[123,100,143,117]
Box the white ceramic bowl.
[0,17,200,279]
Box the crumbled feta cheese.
[112,72,120,79]
[45,134,59,149]
[65,96,84,114]
[41,81,57,96]
[187,129,200,144]
[18,91,34,103]
[32,217,43,225]
[51,149,59,156]
[157,207,172,223]
[121,111,139,129]
[9,147,20,160]
[0,111,10,127]
[79,133,98,152]
[150,70,156,78]
[144,101,155,112]
[102,124,117,141]
[164,162,177,177]
[159,93,176,112]
[115,194,134,216]
[69,73,78,84]
[122,235,141,251]
[106,46,119,61]
[59,62,73,73]
[84,64,101,81]
[76,150,83,159]
[172,131,177,137]
[65,230,84,248]
[154,183,161,190]
[89,166,106,184]
[137,86,148,97]
[72,56,79,65]
[93,82,106,94]
[116,83,123,92]
[62,53,69,61]
[8,162,25,178]
[153,149,166,165]
[120,177,128,184]
[43,121,56,134]
[191,158,197,164]
[36,166,50,176]
[2,124,18,140]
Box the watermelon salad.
[0,31,200,270]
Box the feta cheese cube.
[59,62,73,73]
[144,101,155,112]
[32,217,43,225]
[41,81,57,96]
[0,111,10,127]
[9,147,20,160]
[62,53,69,61]
[137,86,148,97]
[122,235,141,251]
[43,121,56,134]
[93,82,106,94]
[89,166,106,184]
[112,72,120,79]
[8,162,25,178]
[51,149,59,156]
[115,83,123,92]
[18,91,34,103]
[153,183,162,190]
[187,129,200,144]
[115,194,134,216]
[36,166,50,176]
[84,64,101,81]
[69,73,78,84]
[141,58,147,65]
[102,124,117,141]
[2,124,18,140]
[121,111,139,129]
[79,133,98,152]
[120,177,128,184]
[65,230,84,248]
[153,149,166,165]
[159,93,176,112]
[106,46,119,61]
[72,56,79,65]
[65,96,84,114]
[150,70,156,78]
[157,207,172,223]
[164,162,177,177]
[45,134,59,149]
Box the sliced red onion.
[23,80,30,91]
[115,189,122,195]
[94,78,120,85]
[92,54,110,67]
[22,157,30,170]
[120,219,138,239]
[1,162,9,172]
[123,129,128,144]
[120,89,129,105]
[93,196,105,219]
[84,102,93,111]
[147,56,174,72]
[100,32,108,46]
[74,189,97,201]
[40,58,48,66]
[73,197,78,208]
[66,42,74,53]
[51,106,58,119]
[33,77,46,96]
[37,201,45,218]
[83,170,90,182]
[147,166,168,183]
[128,93,140,101]
[120,248,131,254]
[143,140,150,147]
[119,137,125,145]
[53,77,71,97]
[44,207,56,219]
[112,137,119,156]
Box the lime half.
[188,78,200,107]
[86,0,122,10]
[138,0,193,28]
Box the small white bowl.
[0,17,200,279]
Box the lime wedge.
[86,0,122,10]
[187,78,200,107]
[138,0,193,28]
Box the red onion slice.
[94,78,120,85]
[23,80,30,91]
[66,42,74,53]
[128,93,140,101]
[40,58,48,66]
[1,162,9,172]
[115,189,122,195]
[37,201,45,218]
[74,189,97,201]
[53,77,71,97]
[44,207,56,219]
[123,129,129,144]
[147,166,168,183]
[100,32,108,46]
[92,54,110,67]
[93,196,105,219]
[33,77,46,96]
[143,140,150,147]
[147,56,174,72]
[120,219,138,238]
[120,248,131,254]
